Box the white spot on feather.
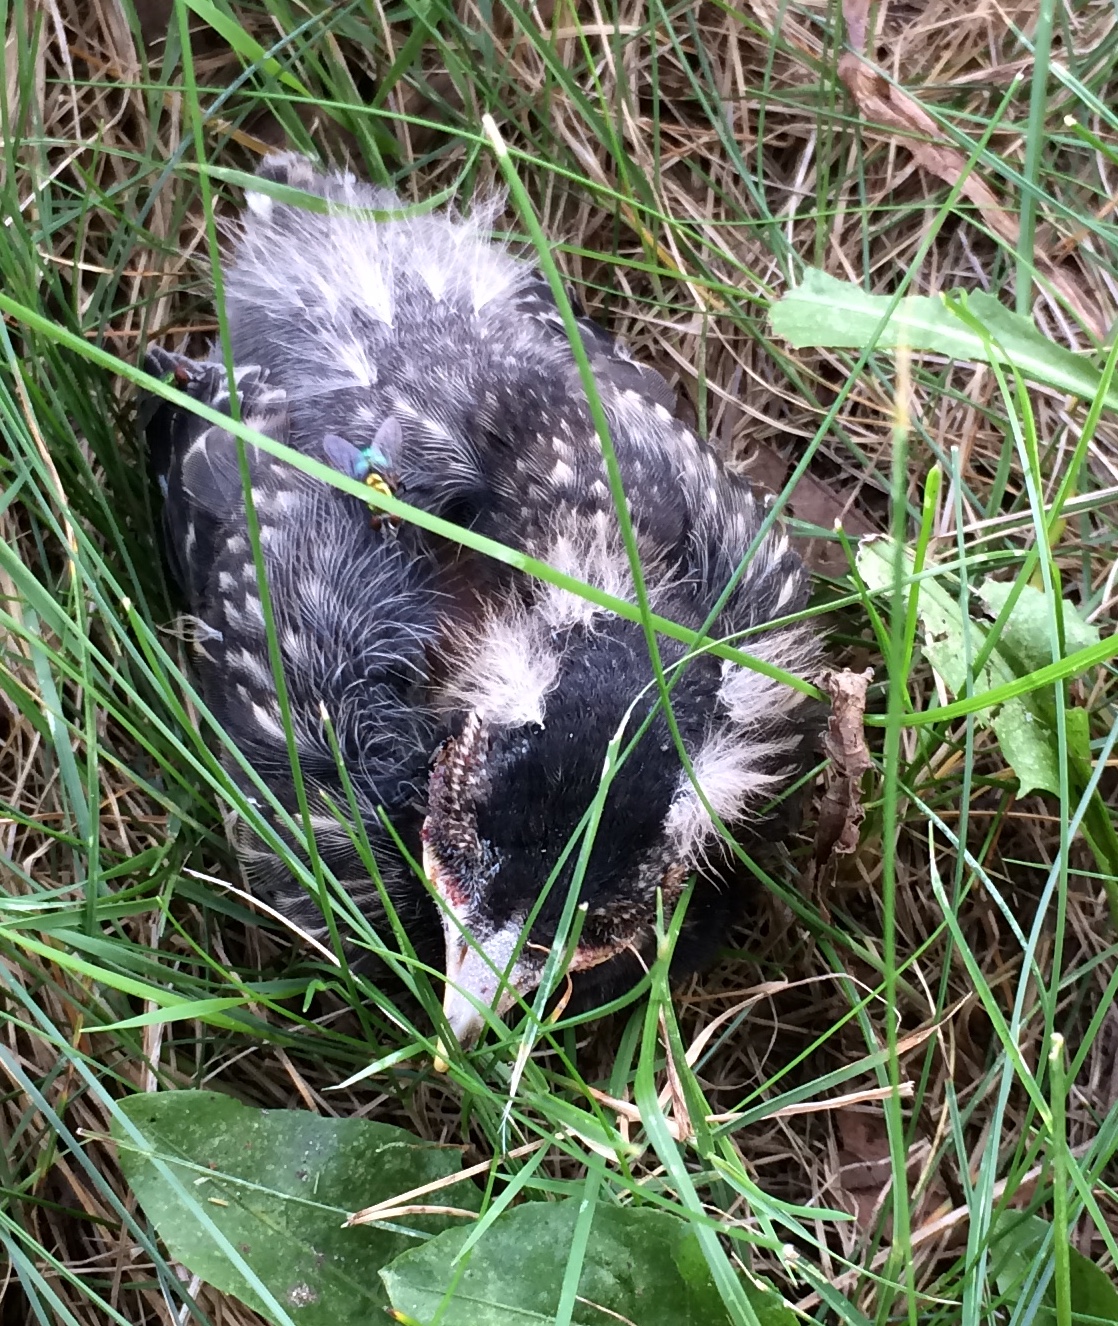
[415,252,448,301]
[233,648,274,690]
[222,593,266,636]
[267,489,300,514]
[333,336,377,388]
[245,190,273,219]
[663,626,820,864]
[420,416,451,441]
[347,247,393,326]
[251,701,286,739]
[717,629,816,725]
[536,518,644,630]
[775,576,801,609]
[282,628,311,671]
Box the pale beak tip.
[435,921,541,1065]
[443,997,486,1053]
[433,989,487,1070]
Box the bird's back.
[216,155,807,640]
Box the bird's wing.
[681,466,812,633]
[194,154,807,650]
[143,344,444,941]
[143,345,290,601]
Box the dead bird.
[143,153,821,1054]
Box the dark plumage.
[144,153,820,1053]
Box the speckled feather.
[144,153,820,1010]
[144,346,443,938]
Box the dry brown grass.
[3,0,1118,1321]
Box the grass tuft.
[1,0,1116,1322]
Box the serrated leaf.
[770,269,1117,411]
[113,1090,481,1326]
[380,1197,793,1325]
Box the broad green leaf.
[770,268,1117,412]
[977,581,1101,676]
[975,583,1101,795]
[380,1197,790,1325]
[992,1213,1118,1324]
[745,1282,800,1326]
[988,699,1062,797]
[856,540,1082,795]
[113,1090,481,1326]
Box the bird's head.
[422,614,814,1053]
[422,706,687,1053]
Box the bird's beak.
[433,920,539,1070]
